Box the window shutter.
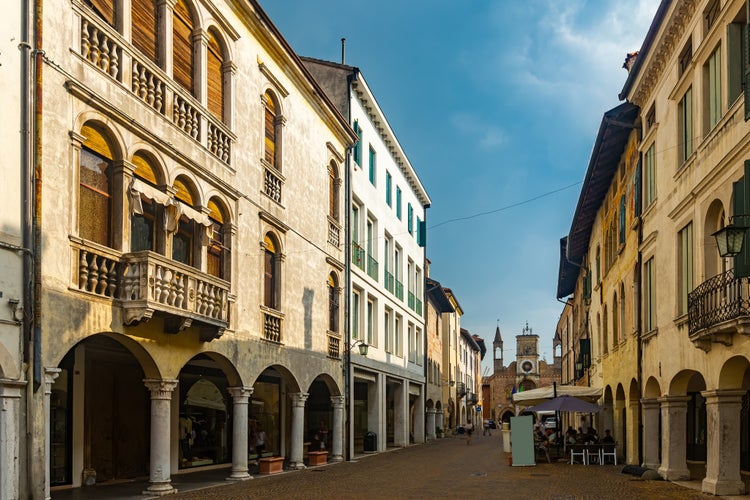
[207,32,224,121]
[132,0,157,64]
[264,94,277,167]
[172,0,194,95]
[745,18,750,120]
[735,162,750,277]
[634,158,642,217]
[86,0,115,26]
[417,218,426,247]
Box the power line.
[429,181,582,230]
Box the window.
[704,0,719,34]
[595,246,601,284]
[79,124,113,247]
[132,0,158,64]
[602,305,609,354]
[263,234,280,309]
[679,39,692,77]
[130,152,161,253]
[678,222,693,316]
[353,121,362,166]
[619,281,627,340]
[384,235,393,292]
[416,327,423,366]
[644,143,656,207]
[396,187,402,219]
[328,273,339,333]
[172,0,194,95]
[329,161,339,220]
[644,257,656,332]
[679,87,693,164]
[352,289,361,339]
[264,91,281,170]
[207,29,226,122]
[619,195,626,245]
[612,292,619,345]
[368,146,376,185]
[728,9,748,106]
[206,199,229,279]
[407,203,413,234]
[395,314,403,357]
[645,105,656,134]
[367,298,375,346]
[408,322,415,363]
[385,170,392,206]
[384,308,392,353]
[705,45,722,132]
[172,177,197,267]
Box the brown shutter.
[264,96,276,166]
[207,32,224,121]
[173,0,194,94]
[132,0,157,64]
[86,0,115,26]
[81,123,114,159]
[264,250,274,307]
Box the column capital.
[657,395,691,407]
[701,389,746,404]
[641,397,660,408]
[143,379,179,400]
[330,395,345,408]
[426,407,436,415]
[0,378,26,398]
[291,392,309,407]
[44,367,62,395]
[228,386,253,402]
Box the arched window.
[264,234,280,309]
[329,161,339,220]
[132,0,158,64]
[207,29,225,122]
[328,273,339,333]
[619,282,627,340]
[264,91,280,170]
[79,123,114,247]
[130,152,160,252]
[207,199,229,279]
[612,292,619,344]
[172,0,194,95]
[602,306,609,354]
[172,177,196,266]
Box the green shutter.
[733,164,750,277]
[745,15,750,120]
[417,218,426,247]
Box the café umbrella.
[525,395,601,414]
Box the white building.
[303,58,431,456]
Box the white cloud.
[451,112,509,150]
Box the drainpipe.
[636,153,644,466]
[32,0,43,394]
[421,205,428,427]
[343,69,356,462]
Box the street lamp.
[713,216,748,258]
[350,339,368,356]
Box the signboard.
[509,415,535,466]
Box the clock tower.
[516,322,539,391]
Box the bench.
[307,451,328,466]
[258,456,284,474]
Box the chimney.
[341,38,346,65]
[623,51,638,72]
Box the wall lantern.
[713,216,748,258]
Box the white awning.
[511,385,602,406]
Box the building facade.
[425,274,454,438]
[25,0,359,496]
[302,58,431,457]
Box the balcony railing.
[328,220,341,248]
[408,291,415,310]
[77,6,233,166]
[456,382,466,398]
[688,268,750,349]
[262,307,283,343]
[73,241,229,341]
[416,298,422,316]
[327,332,341,359]
[395,280,404,300]
[367,254,378,281]
[264,167,283,203]
[384,271,394,293]
[352,242,365,270]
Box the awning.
[511,385,602,407]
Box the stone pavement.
[54,432,718,499]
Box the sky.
[261,0,659,376]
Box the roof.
[557,237,579,299]
[557,102,639,298]
[460,328,481,352]
[426,277,455,313]
[493,325,502,343]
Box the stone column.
[1,379,26,500]
[701,389,745,496]
[227,386,253,481]
[657,395,691,481]
[426,408,436,440]
[437,410,445,437]
[44,368,61,500]
[289,392,308,469]
[625,399,640,465]
[143,379,178,496]
[330,395,344,462]
[412,387,425,444]
[394,380,408,446]
[641,398,660,470]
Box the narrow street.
[54,432,709,499]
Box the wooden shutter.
[86,0,115,26]
[207,32,224,121]
[132,152,158,184]
[417,218,426,248]
[173,0,194,94]
[734,163,750,277]
[264,249,275,308]
[745,8,750,120]
[264,94,276,167]
[132,0,157,63]
[173,178,194,205]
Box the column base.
[657,466,690,481]
[329,454,343,462]
[142,480,176,496]
[288,462,306,470]
[641,462,660,471]
[702,477,745,496]
[226,470,252,481]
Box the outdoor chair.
[600,443,617,465]
[569,444,587,465]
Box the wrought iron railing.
[688,268,750,336]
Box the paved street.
[54,431,715,499]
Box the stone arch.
[668,369,706,396]
[75,114,126,161]
[171,172,204,208]
[0,342,19,379]
[718,355,750,389]
[305,372,342,397]
[703,198,725,279]
[128,146,167,185]
[53,332,161,379]
[644,376,661,399]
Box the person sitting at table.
[565,426,578,444]
[601,429,615,444]
[543,428,558,447]
[582,427,598,444]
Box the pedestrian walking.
[465,420,474,445]
[483,419,491,436]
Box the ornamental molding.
[631,0,697,107]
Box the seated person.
[601,429,615,444]
[565,426,578,445]
[582,427,598,444]
[544,428,558,447]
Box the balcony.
[262,307,283,343]
[384,271,395,294]
[415,298,422,316]
[73,241,229,341]
[395,280,404,300]
[367,254,378,281]
[352,242,365,271]
[408,291,415,310]
[327,219,340,248]
[688,268,750,351]
[76,5,233,166]
[456,382,466,398]
[327,332,341,359]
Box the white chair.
[600,443,617,465]
[570,445,587,465]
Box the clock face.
[521,360,533,373]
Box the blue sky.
[261,0,658,375]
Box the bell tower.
[516,322,539,390]
[493,322,504,373]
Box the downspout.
[344,69,355,462]
[636,153,644,466]
[32,0,43,393]
[421,206,428,417]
